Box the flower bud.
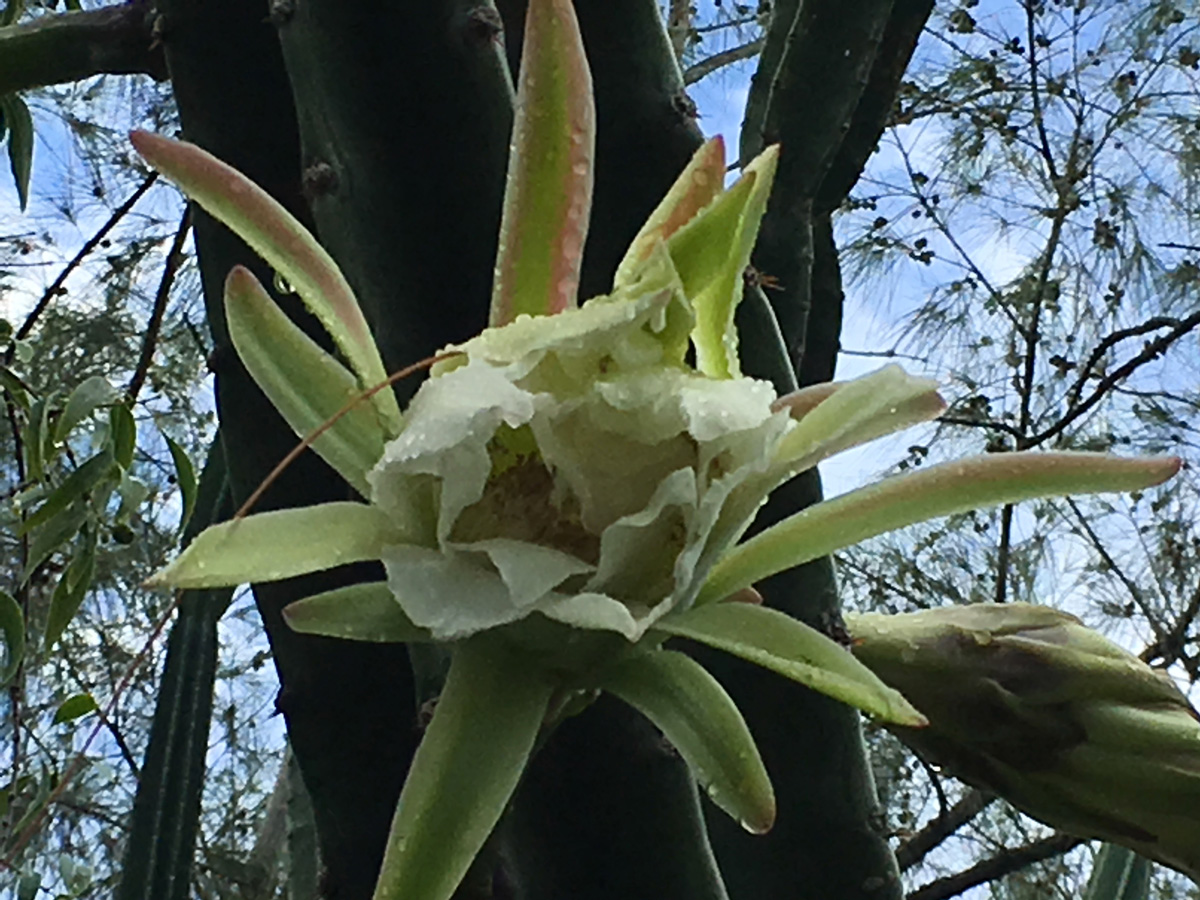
[846,603,1200,881]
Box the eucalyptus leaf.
[225,266,389,495]
[24,392,55,482]
[0,366,30,410]
[129,131,401,432]
[21,500,88,585]
[283,583,432,643]
[595,648,775,834]
[19,450,115,535]
[53,693,98,725]
[2,94,33,211]
[373,637,553,900]
[653,603,925,726]
[700,452,1182,606]
[146,502,399,590]
[43,530,96,650]
[109,403,136,470]
[0,589,25,687]
[56,376,119,441]
[162,434,197,535]
[489,0,594,325]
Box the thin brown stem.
[127,207,192,402]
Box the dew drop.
[273,271,297,295]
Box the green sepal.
[767,364,945,481]
[653,602,925,726]
[129,131,401,432]
[688,146,778,379]
[146,502,400,590]
[373,637,554,900]
[225,265,390,495]
[283,583,432,643]
[614,136,726,288]
[594,648,775,834]
[490,0,594,326]
[700,452,1182,606]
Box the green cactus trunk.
[121,1,934,897]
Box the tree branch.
[907,833,1083,900]
[0,1,166,96]
[895,790,993,872]
[1029,308,1200,447]
[683,37,765,85]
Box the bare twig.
[1029,308,1200,447]
[11,172,158,347]
[127,207,192,402]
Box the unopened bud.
[845,603,1200,882]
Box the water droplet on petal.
[273,271,296,295]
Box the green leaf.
[2,94,33,211]
[109,403,136,470]
[0,590,25,687]
[700,452,1182,606]
[24,391,56,482]
[225,266,390,495]
[614,136,726,288]
[56,375,119,441]
[283,583,432,643]
[1083,845,1151,900]
[489,0,594,326]
[162,434,197,535]
[654,603,925,726]
[1,366,30,411]
[21,500,88,584]
[128,131,401,434]
[43,530,96,650]
[146,502,400,590]
[53,693,98,725]
[20,450,115,535]
[595,649,775,834]
[17,872,39,900]
[373,637,553,900]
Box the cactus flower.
[846,603,1200,882]
[130,1,1182,897]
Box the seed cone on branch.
[845,603,1200,883]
